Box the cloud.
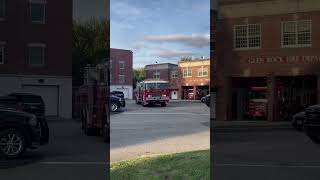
[144,33,210,47]
[151,50,197,59]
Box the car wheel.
[0,129,26,158]
[292,122,303,131]
[161,103,166,107]
[110,103,118,112]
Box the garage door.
[21,85,59,116]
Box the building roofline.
[145,63,178,66]
[110,48,133,53]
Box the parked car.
[201,94,210,107]
[110,91,125,107]
[292,111,306,131]
[0,96,22,111]
[304,104,320,144]
[8,93,45,117]
[109,95,125,112]
[0,109,49,158]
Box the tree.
[72,18,109,86]
[133,67,146,89]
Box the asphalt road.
[213,127,320,180]
[110,100,210,162]
[0,118,108,180]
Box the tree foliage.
[180,56,193,61]
[72,18,109,86]
[133,67,146,89]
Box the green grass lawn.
[110,150,210,180]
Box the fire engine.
[135,80,170,106]
[245,86,284,118]
[78,62,109,141]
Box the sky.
[110,0,210,68]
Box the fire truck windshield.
[145,83,168,90]
[250,91,267,99]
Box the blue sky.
[111,0,210,68]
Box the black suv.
[110,95,125,112]
[0,109,49,158]
[304,105,320,143]
[110,91,125,107]
[8,93,45,117]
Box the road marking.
[121,112,210,116]
[42,162,108,165]
[214,163,320,168]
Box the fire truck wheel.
[161,103,167,107]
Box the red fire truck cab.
[135,80,170,106]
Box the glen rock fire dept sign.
[247,56,320,64]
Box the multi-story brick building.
[110,48,133,99]
[145,63,179,99]
[213,0,320,121]
[0,0,72,118]
[179,59,210,100]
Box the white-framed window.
[0,0,6,19]
[153,71,160,79]
[119,75,124,83]
[183,68,192,78]
[29,0,46,24]
[282,20,311,48]
[234,24,261,49]
[119,61,124,69]
[197,66,208,77]
[0,41,5,64]
[171,71,178,78]
[28,43,46,66]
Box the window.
[30,0,46,24]
[110,60,112,69]
[198,66,208,77]
[28,44,45,66]
[119,75,124,83]
[171,71,178,78]
[0,42,4,64]
[153,71,160,79]
[119,61,124,69]
[0,0,5,19]
[282,20,311,47]
[110,74,112,83]
[183,68,192,78]
[234,24,261,49]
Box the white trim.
[233,23,261,50]
[118,75,124,83]
[183,68,192,78]
[119,61,124,69]
[281,20,312,48]
[171,71,178,78]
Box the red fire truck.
[135,80,170,106]
[78,63,109,141]
[245,86,284,118]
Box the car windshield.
[145,83,168,90]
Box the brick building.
[179,59,210,100]
[145,63,179,99]
[213,0,320,121]
[0,0,72,118]
[110,48,133,99]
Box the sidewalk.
[170,99,201,103]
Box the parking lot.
[0,117,108,180]
[213,125,320,180]
[110,100,210,162]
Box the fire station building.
[213,0,320,121]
